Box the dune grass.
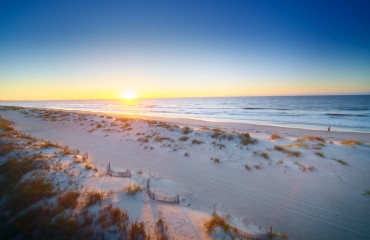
[339,140,362,146]
[182,126,192,134]
[244,164,252,171]
[362,191,370,196]
[128,220,148,240]
[270,134,282,140]
[260,152,270,160]
[155,218,169,240]
[191,139,204,144]
[58,191,80,210]
[210,157,220,164]
[274,145,301,158]
[297,136,325,142]
[155,137,174,142]
[239,133,257,145]
[125,184,143,195]
[178,136,189,141]
[332,158,348,166]
[85,191,105,207]
[315,151,325,158]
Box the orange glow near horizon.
[0,75,369,101]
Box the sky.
[0,0,370,100]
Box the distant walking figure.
[328,127,331,132]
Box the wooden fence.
[146,179,179,204]
[107,163,131,178]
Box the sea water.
[1,95,370,133]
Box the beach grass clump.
[125,184,143,195]
[297,136,325,142]
[315,151,325,158]
[182,126,192,134]
[85,191,105,207]
[254,163,263,170]
[339,140,362,146]
[210,157,220,164]
[239,133,257,145]
[178,136,189,141]
[155,218,169,240]
[184,152,190,157]
[155,137,174,142]
[0,117,15,131]
[244,164,252,171]
[270,134,282,140]
[211,141,226,149]
[204,211,231,234]
[200,126,210,131]
[58,191,80,210]
[362,191,370,196]
[192,139,204,144]
[332,158,348,166]
[0,156,39,193]
[260,152,270,160]
[7,175,55,213]
[96,123,102,128]
[128,220,148,240]
[0,142,16,156]
[274,145,301,158]
[108,205,129,227]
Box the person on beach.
[328,126,331,132]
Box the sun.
[121,90,137,100]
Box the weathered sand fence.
[107,163,131,177]
[146,179,180,204]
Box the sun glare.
[121,90,137,100]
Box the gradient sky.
[1,0,370,100]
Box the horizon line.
[1,93,370,101]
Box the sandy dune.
[1,107,370,240]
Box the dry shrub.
[125,184,143,195]
[128,221,148,240]
[58,191,80,209]
[297,136,325,142]
[339,140,361,146]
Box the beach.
[1,106,370,239]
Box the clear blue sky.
[1,0,370,99]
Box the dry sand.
[1,107,370,240]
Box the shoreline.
[1,102,369,134]
[2,105,370,143]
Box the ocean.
[1,95,370,133]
